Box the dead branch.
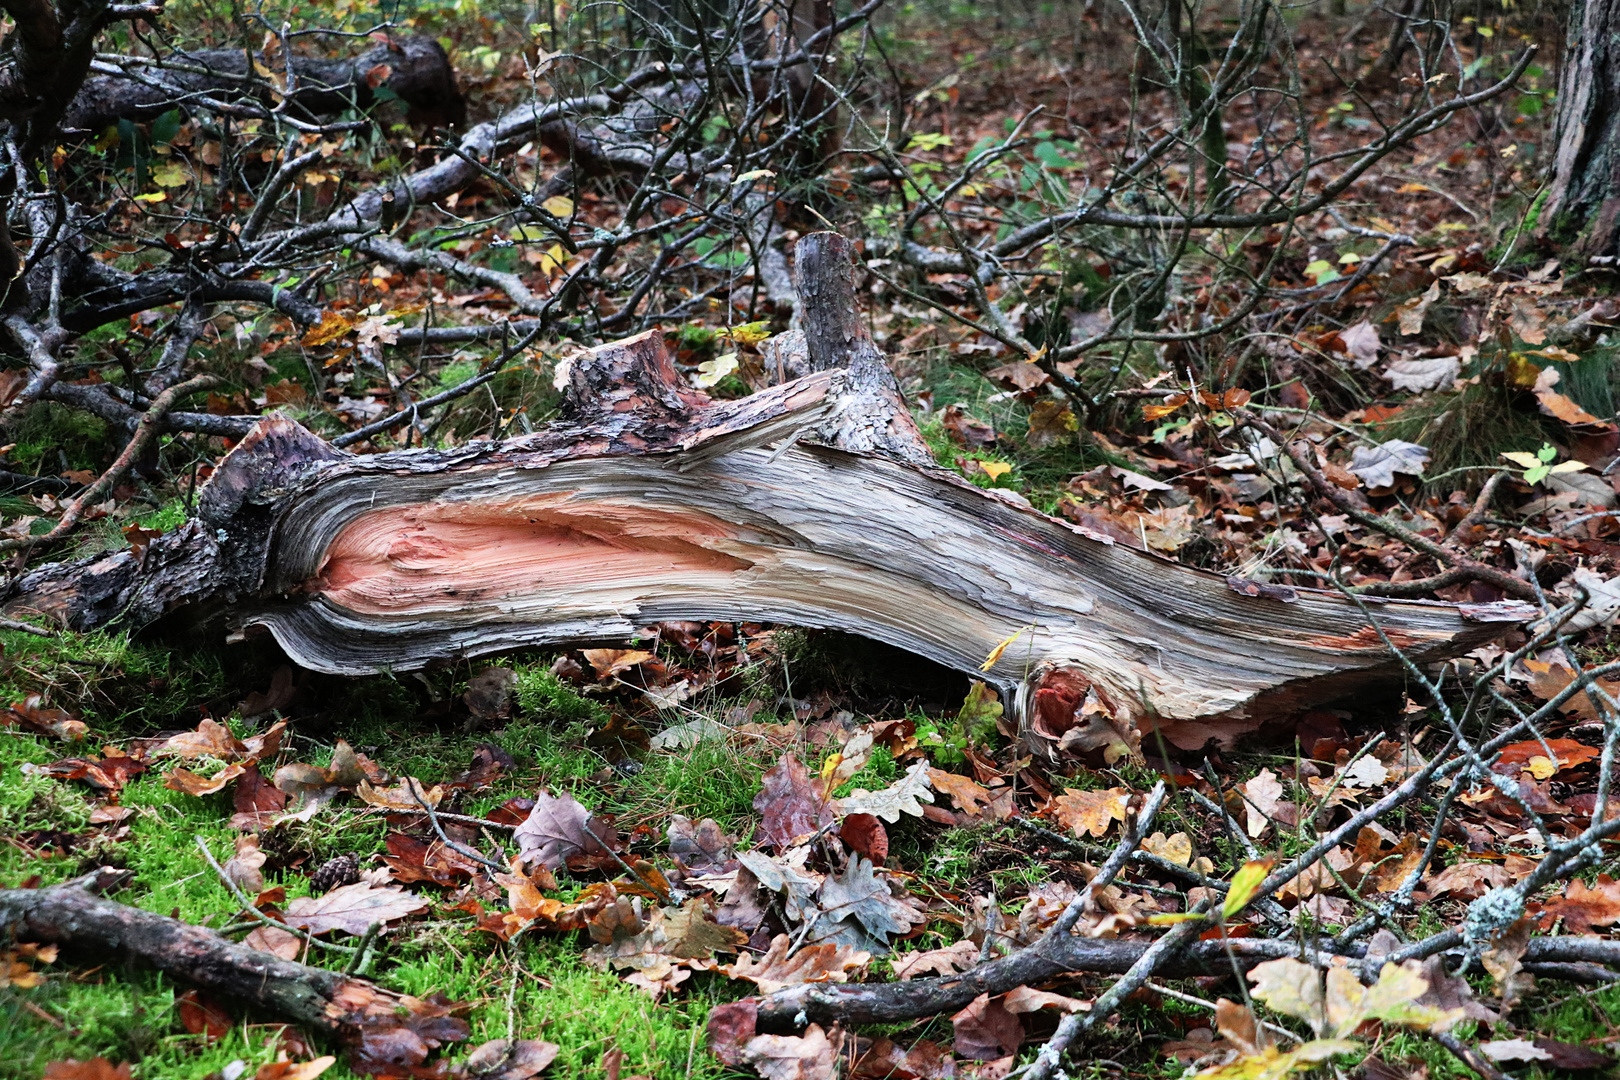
[0,874,424,1038]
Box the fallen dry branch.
[0,873,454,1042]
[6,234,1530,750]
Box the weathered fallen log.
[6,234,1529,751]
[64,36,464,134]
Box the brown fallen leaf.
[928,769,994,819]
[1240,768,1290,839]
[581,649,655,680]
[176,989,232,1040]
[839,813,889,864]
[892,940,979,980]
[252,1056,337,1080]
[281,882,428,936]
[1536,875,1620,932]
[668,815,736,874]
[42,1061,132,1080]
[158,718,286,763]
[952,993,1023,1062]
[2,697,88,741]
[231,763,288,830]
[513,789,619,871]
[852,1036,955,1080]
[384,833,484,887]
[1048,786,1130,838]
[707,1000,759,1066]
[224,834,267,893]
[460,1037,560,1079]
[754,753,835,850]
[720,933,870,994]
[742,1024,845,1080]
[1426,862,1512,900]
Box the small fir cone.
[310,853,360,894]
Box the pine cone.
[310,853,360,894]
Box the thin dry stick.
[193,834,357,955]
[1,373,220,555]
[1232,408,1536,601]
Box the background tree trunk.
[1543,0,1620,259]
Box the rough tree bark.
[1542,0,1620,260]
[5,234,1529,752]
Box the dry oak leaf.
[852,1037,955,1080]
[839,813,889,864]
[1002,986,1087,1014]
[581,648,655,680]
[667,815,736,873]
[1142,831,1195,866]
[281,882,427,936]
[707,1000,759,1067]
[244,925,303,960]
[273,740,380,820]
[720,933,870,994]
[158,718,287,763]
[1049,786,1130,838]
[1,696,88,741]
[815,855,926,950]
[835,759,935,822]
[928,769,994,818]
[663,897,749,959]
[952,993,1024,1062]
[513,789,619,871]
[1497,735,1603,777]
[1536,875,1620,933]
[1425,862,1512,901]
[755,753,835,850]
[892,939,980,980]
[741,1024,845,1080]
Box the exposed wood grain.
[6,234,1530,751]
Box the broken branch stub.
[6,233,1528,752]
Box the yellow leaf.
[1526,755,1556,780]
[151,162,189,188]
[302,310,356,348]
[1500,451,1542,469]
[980,624,1033,671]
[1147,912,1206,925]
[979,461,1013,480]
[1223,858,1274,919]
[693,353,738,388]
[734,169,776,184]
[1143,831,1194,866]
[1506,352,1543,388]
[538,243,568,275]
[541,195,574,218]
[133,192,166,203]
[1548,460,1589,474]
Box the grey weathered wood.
[6,234,1529,752]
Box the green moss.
[0,627,230,735]
[8,403,110,473]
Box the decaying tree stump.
[7,233,1529,752]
